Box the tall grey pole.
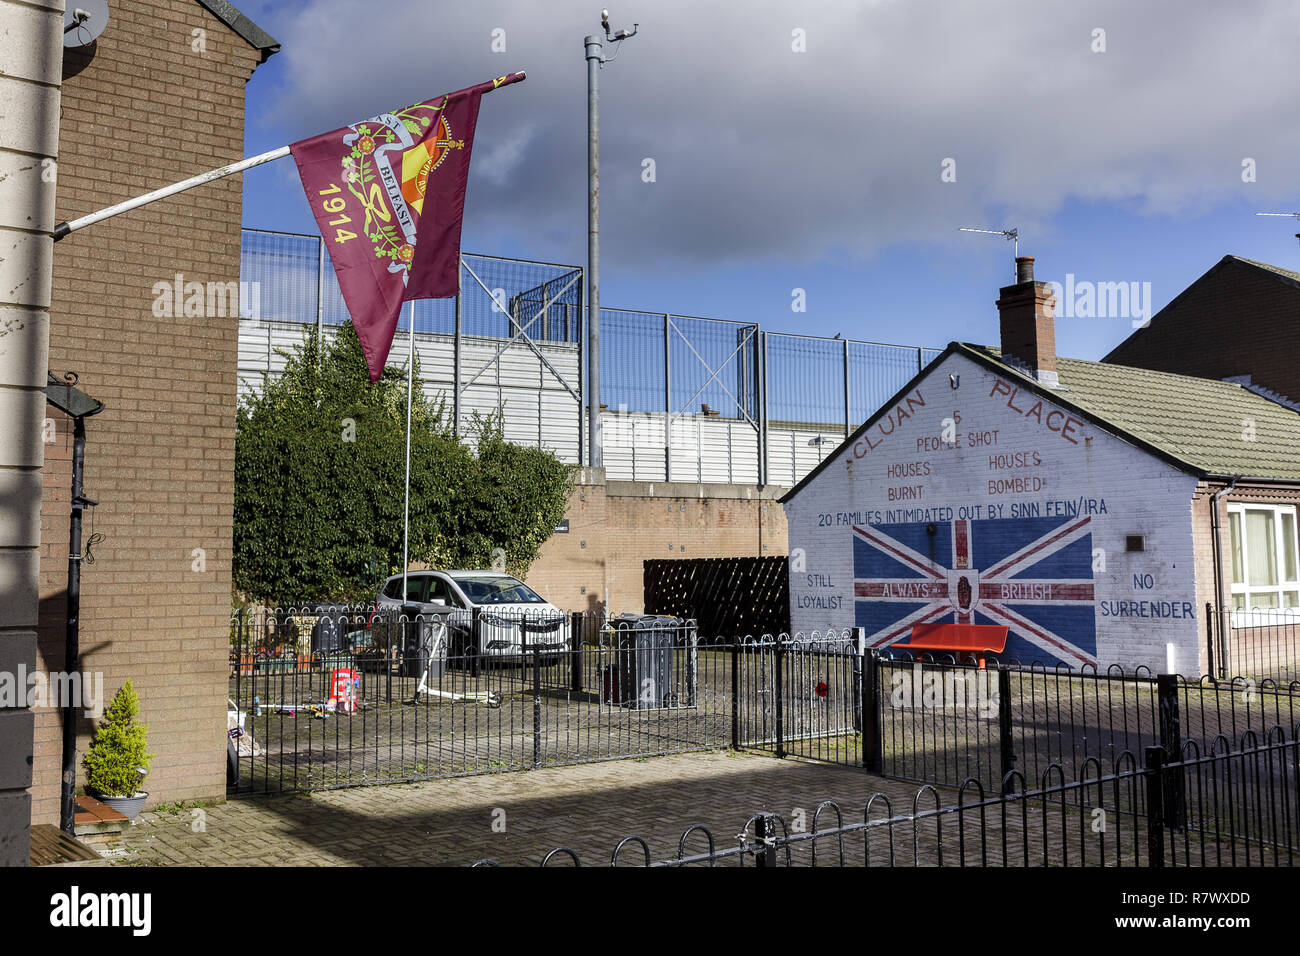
[585,14,637,467]
[585,32,603,467]
[664,314,672,481]
[843,337,851,436]
[453,256,462,439]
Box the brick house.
[33,0,277,824]
[1104,255,1300,405]
[781,257,1300,675]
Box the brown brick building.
[32,0,277,824]
[1104,256,1300,404]
[525,470,788,616]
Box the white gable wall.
[784,352,1201,673]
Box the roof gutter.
[1203,474,1300,485]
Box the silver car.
[376,570,570,665]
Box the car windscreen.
[452,576,546,605]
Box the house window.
[1227,504,1300,611]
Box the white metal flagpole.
[401,301,415,601]
[52,145,292,240]
[51,73,527,241]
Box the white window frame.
[1227,502,1300,626]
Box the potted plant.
[83,679,154,819]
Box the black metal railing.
[870,648,1300,793]
[470,731,1300,866]
[736,633,862,767]
[229,607,722,794]
[1209,603,1300,681]
[229,608,1300,806]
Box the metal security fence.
[241,229,584,341]
[238,228,941,485]
[472,733,1300,866]
[240,231,585,456]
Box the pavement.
[106,750,933,867]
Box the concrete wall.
[524,469,788,616]
[33,0,267,824]
[784,352,1203,673]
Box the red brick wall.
[1190,481,1300,674]
[1107,260,1300,402]
[34,0,266,823]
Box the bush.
[83,680,154,797]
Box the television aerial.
[1255,212,1300,253]
[959,226,1019,282]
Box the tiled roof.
[962,344,1300,480]
[1226,255,1300,289]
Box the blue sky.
[237,0,1300,362]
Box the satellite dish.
[64,0,110,49]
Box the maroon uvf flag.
[290,73,525,381]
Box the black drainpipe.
[44,372,104,835]
[61,415,99,834]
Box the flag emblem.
[399,113,463,215]
[853,515,1098,666]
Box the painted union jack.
[853,515,1097,667]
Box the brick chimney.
[996,256,1059,387]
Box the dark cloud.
[259,0,1300,276]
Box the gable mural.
[854,513,1099,667]
[784,353,1201,672]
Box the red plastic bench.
[897,622,1009,669]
